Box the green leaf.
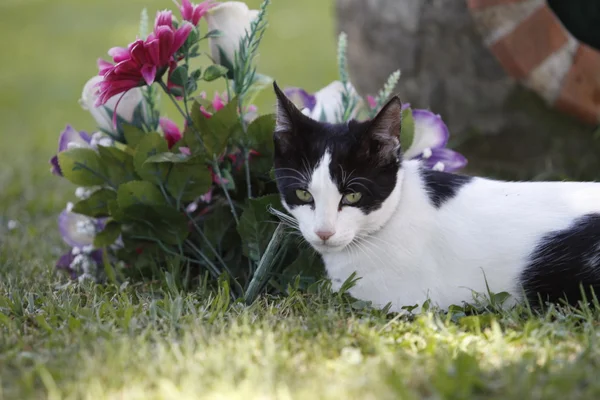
[187,98,242,155]
[122,205,189,245]
[72,189,117,218]
[97,145,137,186]
[237,194,282,262]
[57,148,107,186]
[217,47,235,80]
[245,114,275,154]
[165,157,212,203]
[169,87,184,98]
[203,29,223,39]
[400,108,415,150]
[281,249,324,284]
[202,205,235,252]
[170,65,188,88]
[203,64,229,82]
[190,68,203,81]
[133,133,169,184]
[117,180,167,210]
[94,220,121,247]
[108,200,125,221]
[145,152,191,163]
[123,124,145,148]
[144,153,212,202]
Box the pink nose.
[316,230,335,241]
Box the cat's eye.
[295,189,313,202]
[343,192,362,205]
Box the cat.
[271,81,600,312]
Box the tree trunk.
[336,0,600,180]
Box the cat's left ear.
[273,81,303,133]
[364,96,402,162]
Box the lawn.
[2,0,600,399]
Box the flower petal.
[50,155,62,176]
[58,125,91,152]
[56,252,78,279]
[141,64,157,86]
[172,22,194,54]
[155,10,173,29]
[159,117,183,148]
[419,148,467,172]
[403,109,449,159]
[284,87,317,112]
[108,47,131,63]
[212,91,226,112]
[58,210,102,248]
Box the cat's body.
[272,83,600,311]
[324,160,600,310]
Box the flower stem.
[157,78,239,223]
[158,80,192,127]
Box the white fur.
[283,157,600,312]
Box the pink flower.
[366,95,377,109]
[180,0,217,25]
[199,91,227,118]
[96,11,193,107]
[159,117,183,149]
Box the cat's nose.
[316,229,335,241]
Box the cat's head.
[272,82,403,254]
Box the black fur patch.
[521,214,600,306]
[419,169,473,208]
[272,83,402,214]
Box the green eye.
[343,192,362,205]
[295,189,313,202]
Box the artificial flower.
[58,206,105,248]
[49,126,113,177]
[205,1,259,69]
[49,126,92,176]
[198,91,258,122]
[96,10,193,106]
[179,0,217,25]
[159,117,183,148]
[56,247,103,281]
[405,109,467,172]
[284,81,362,123]
[80,76,150,136]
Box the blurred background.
[1,0,600,255]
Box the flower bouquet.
[50,0,466,302]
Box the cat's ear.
[363,96,402,163]
[273,81,302,133]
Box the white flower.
[286,81,362,124]
[205,2,259,68]
[7,220,18,231]
[90,132,114,148]
[80,76,149,135]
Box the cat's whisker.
[347,182,373,195]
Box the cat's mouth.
[310,240,350,254]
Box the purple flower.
[56,205,106,280]
[58,206,105,248]
[284,81,362,123]
[405,109,467,173]
[56,247,103,281]
[50,126,114,177]
[49,125,92,176]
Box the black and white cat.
[272,82,600,311]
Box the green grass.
[3,0,600,398]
